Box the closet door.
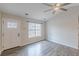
[2,16,21,50]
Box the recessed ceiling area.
[0,3,79,21]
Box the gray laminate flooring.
[1,40,79,56]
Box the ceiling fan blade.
[62,3,71,6]
[42,3,53,7]
[44,9,52,12]
[60,8,67,11]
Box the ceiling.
[0,3,79,21]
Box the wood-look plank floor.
[1,40,79,56]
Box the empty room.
[0,3,79,56]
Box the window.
[7,22,17,28]
[28,22,41,38]
[36,24,41,36]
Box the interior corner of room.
[0,3,79,56]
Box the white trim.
[47,39,78,49]
[0,51,2,55]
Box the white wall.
[1,12,45,47]
[0,12,45,52]
[21,19,45,46]
[47,6,79,49]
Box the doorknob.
[18,33,20,37]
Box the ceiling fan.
[43,3,71,14]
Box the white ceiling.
[0,3,79,21]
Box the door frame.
[2,14,21,50]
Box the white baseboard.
[47,39,78,49]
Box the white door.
[2,16,21,50]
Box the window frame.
[28,22,42,38]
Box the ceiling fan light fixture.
[43,3,71,14]
[56,3,61,7]
[54,7,60,11]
